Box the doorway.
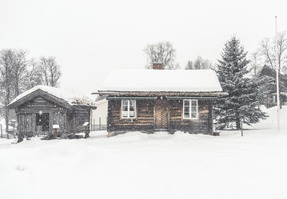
[36,113,50,132]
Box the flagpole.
[275,16,280,131]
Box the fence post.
[99,117,101,130]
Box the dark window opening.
[36,113,50,131]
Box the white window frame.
[121,99,136,119]
[183,99,198,119]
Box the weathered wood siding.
[108,98,213,135]
[15,97,91,136]
[16,97,67,136]
[169,99,213,134]
[18,114,33,134]
[108,99,154,132]
[71,106,91,133]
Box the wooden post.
[84,126,89,138]
[54,128,57,139]
[83,122,89,138]
[99,117,101,130]
[53,124,59,139]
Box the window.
[121,99,136,119]
[183,99,198,119]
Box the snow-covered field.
[1,106,287,199]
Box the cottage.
[8,85,96,138]
[95,63,227,135]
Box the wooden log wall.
[16,97,67,136]
[108,98,213,135]
[169,99,213,134]
[71,106,91,133]
[108,99,154,132]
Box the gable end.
[8,89,72,110]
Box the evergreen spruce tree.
[215,36,268,129]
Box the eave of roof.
[95,90,228,97]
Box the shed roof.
[8,85,94,109]
[97,69,224,94]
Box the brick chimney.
[153,62,163,70]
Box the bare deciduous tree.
[249,51,263,76]
[23,59,43,89]
[0,49,15,135]
[259,32,287,75]
[12,50,29,96]
[39,56,61,87]
[144,41,179,69]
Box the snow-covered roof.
[9,85,91,107]
[98,69,223,93]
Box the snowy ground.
[1,106,287,199]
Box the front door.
[154,98,169,130]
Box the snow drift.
[0,106,286,199]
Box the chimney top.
[153,62,163,70]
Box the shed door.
[154,98,169,130]
[19,114,33,133]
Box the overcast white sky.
[0,0,286,97]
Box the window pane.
[123,105,128,111]
[129,111,135,117]
[130,100,135,106]
[184,112,189,119]
[191,100,197,118]
[122,100,128,111]
[129,100,136,117]
[191,112,197,118]
[192,100,197,106]
[130,103,135,111]
[122,111,128,117]
[123,100,128,106]
[183,100,190,119]
[192,106,197,112]
[122,100,128,117]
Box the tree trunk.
[236,119,241,130]
[15,77,19,96]
[5,102,9,139]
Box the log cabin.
[8,85,96,138]
[95,63,228,136]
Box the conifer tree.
[215,36,267,129]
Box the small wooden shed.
[95,65,227,135]
[8,85,96,138]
